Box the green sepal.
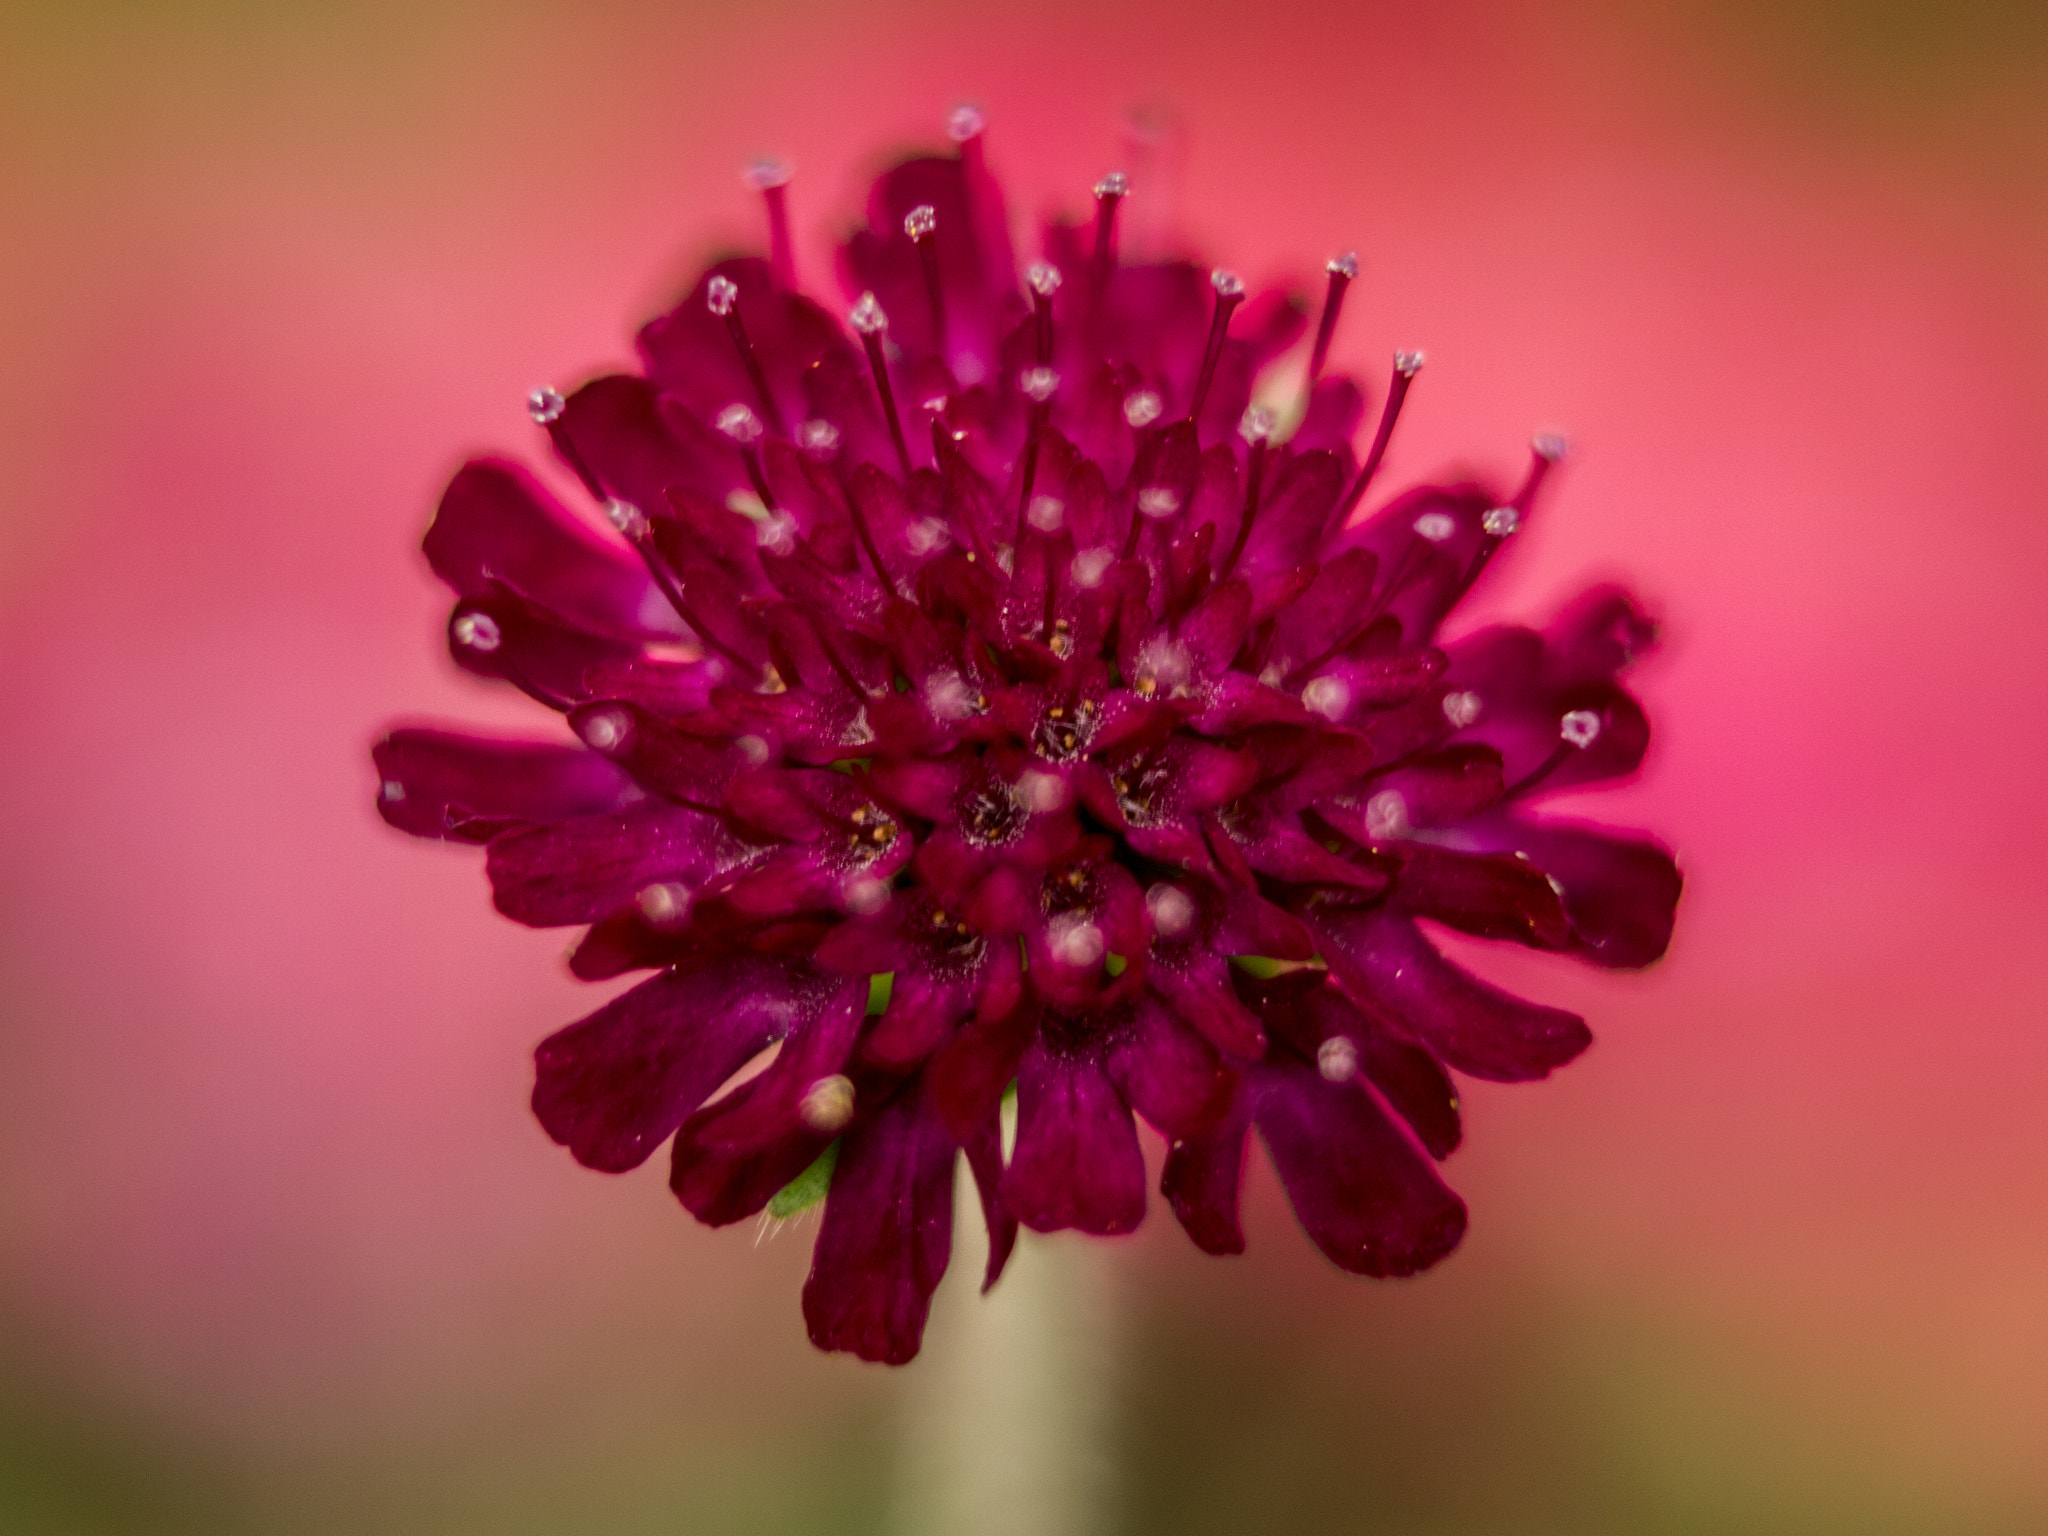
[867,972,894,1015]
[766,1140,839,1218]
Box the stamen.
[706,275,787,436]
[1317,1035,1359,1082]
[1307,252,1358,383]
[903,204,947,356]
[798,1074,856,1134]
[1091,171,1128,287]
[528,385,605,502]
[605,496,757,674]
[798,419,842,459]
[1219,404,1276,579]
[1013,366,1060,546]
[1333,349,1424,529]
[1188,268,1245,424]
[717,404,777,510]
[1452,432,1561,600]
[1027,262,1061,364]
[849,292,912,479]
[744,159,796,290]
[1504,708,1603,799]
[1122,390,1163,429]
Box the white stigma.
[580,709,630,753]
[1211,268,1244,298]
[947,104,986,142]
[924,670,975,721]
[1302,675,1351,721]
[1071,547,1114,588]
[636,882,691,928]
[1027,262,1062,297]
[1395,349,1426,377]
[1094,171,1129,199]
[1328,251,1359,279]
[1533,430,1571,462]
[904,517,950,557]
[1027,494,1066,533]
[849,291,888,335]
[844,875,891,915]
[903,204,937,241]
[1317,1036,1360,1082]
[526,386,565,425]
[1122,390,1163,428]
[716,403,764,444]
[1442,690,1482,728]
[1146,883,1196,939]
[743,158,790,190]
[1364,790,1410,841]
[1560,709,1603,748]
[736,734,771,766]
[1137,486,1182,519]
[755,510,797,556]
[604,499,649,539]
[798,1074,856,1134]
[452,612,502,652]
[1018,366,1060,403]
[1018,770,1068,814]
[705,275,738,316]
[1482,506,1520,537]
[1413,511,1456,543]
[1239,404,1276,443]
[380,779,406,803]
[798,419,842,456]
[1050,917,1105,968]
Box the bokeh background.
[2,0,2046,1530]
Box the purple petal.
[1252,1055,1467,1276]
[1467,815,1683,968]
[1105,997,1235,1137]
[1383,844,1572,949]
[486,801,736,927]
[1003,1038,1147,1236]
[1312,905,1591,1082]
[1159,1091,1252,1256]
[801,1080,957,1365]
[531,956,824,1172]
[961,1111,1019,1290]
[370,727,633,843]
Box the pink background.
[1,0,2044,1528]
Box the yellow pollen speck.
[1135,677,1156,696]
[1049,707,1064,720]
[850,807,868,824]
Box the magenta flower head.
[374,113,1679,1365]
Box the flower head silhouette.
[375,111,1680,1364]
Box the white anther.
[1137,486,1182,519]
[716,403,764,444]
[1560,709,1602,748]
[580,709,630,753]
[1211,268,1244,299]
[743,159,791,190]
[798,419,842,456]
[1050,917,1105,968]
[452,612,502,652]
[1532,430,1570,462]
[1018,366,1060,403]
[1071,547,1115,588]
[1317,1035,1360,1082]
[799,1074,857,1134]
[1482,506,1520,537]
[637,882,691,928]
[1413,511,1456,543]
[1027,495,1066,533]
[526,386,565,425]
[904,517,951,557]
[1395,349,1426,377]
[705,275,738,316]
[755,510,797,556]
[1146,883,1196,939]
[921,395,949,415]
[844,875,891,915]
[1239,404,1276,443]
[1094,171,1129,199]
[1364,790,1410,841]
[1018,770,1068,814]
[1027,261,1062,297]
[849,291,888,335]
[1122,390,1163,428]
[1302,675,1351,721]
[736,734,771,766]
[903,204,937,240]
[947,104,986,142]
[1441,690,1482,728]
[604,498,649,539]
[380,779,406,803]
[924,670,975,721]
[1327,252,1359,279]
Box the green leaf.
[1104,953,1128,977]
[867,972,894,1015]
[766,1140,839,1218]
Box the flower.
[373,112,1681,1365]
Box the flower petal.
[1159,1091,1252,1256]
[1105,997,1236,1137]
[486,801,737,927]
[1468,815,1683,968]
[370,727,633,843]
[1003,1038,1147,1236]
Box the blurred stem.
[891,1171,1116,1536]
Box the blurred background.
[2,0,2045,1530]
